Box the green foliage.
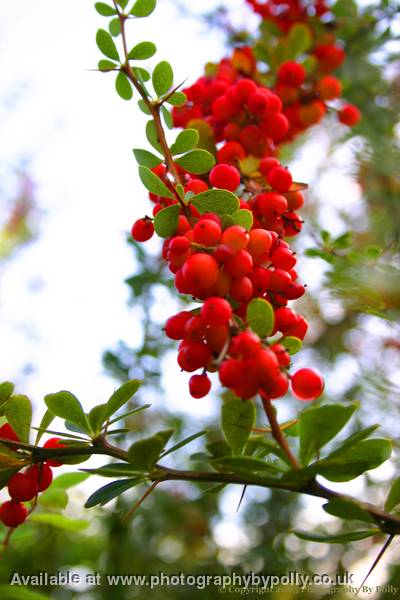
[108,17,121,37]
[104,380,142,420]
[0,381,14,403]
[115,71,133,100]
[231,209,253,231]
[294,529,379,544]
[0,586,51,600]
[316,439,392,482]
[175,149,215,174]
[288,23,312,57]
[29,513,90,532]
[38,487,69,509]
[85,478,143,508]
[96,29,119,61]
[221,396,255,455]
[299,403,357,466]
[138,165,174,199]
[44,391,92,436]
[171,129,199,155]
[385,477,400,513]
[128,41,157,60]
[145,120,163,153]
[4,395,32,443]
[98,59,117,71]
[152,61,173,96]
[153,205,180,238]
[323,499,374,523]
[281,336,302,355]
[133,148,162,168]
[166,91,187,106]
[246,298,274,338]
[130,0,157,18]
[212,455,283,475]
[94,2,117,17]
[190,189,240,216]
[128,429,174,470]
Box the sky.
[0,1,397,592]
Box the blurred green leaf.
[130,0,157,17]
[247,298,274,338]
[385,477,400,512]
[221,397,255,455]
[5,395,32,443]
[293,529,379,543]
[30,514,90,531]
[95,3,117,16]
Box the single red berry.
[177,341,212,372]
[291,368,324,401]
[230,276,253,302]
[8,473,39,502]
[43,437,66,467]
[193,219,221,247]
[277,61,306,87]
[231,331,261,358]
[182,253,219,290]
[209,164,241,192]
[131,218,154,242]
[189,374,212,399]
[217,141,246,164]
[261,113,289,140]
[224,249,253,278]
[184,315,207,341]
[338,104,361,127]
[316,75,342,100]
[26,463,53,492]
[185,179,209,194]
[247,229,272,256]
[267,167,293,193]
[222,226,249,251]
[271,343,291,367]
[169,236,191,256]
[0,501,27,528]
[201,297,232,327]
[0,423,20,442]
[165,311,192,340]
[270,247,297,271]
[259,157,280,178]
[219,359,246,388]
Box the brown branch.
[260,394,300,470]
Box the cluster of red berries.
[131,157,324,403]
[0,423,64,528]
[244,0,361,139]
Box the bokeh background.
[0,0,399,598]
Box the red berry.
[231,331,261,358]
[0,501,27,528]
[185,179,209,194]
[261,113,289,140]
[169,236,190,256]
[222,226,249,251]
[277,61,306,87]
[267,167,293,193]
[43,437,66,467]
[189,374,212,398]
[131,218,154,242]
[184,315,207,341]
[26,463,53,492]
[247,229,272,256]
[291,368,324,401]
[193,219,221,246]
[224,249,253,278]
[182,253,219,291]
[177,341,212,372]
[201,297,232,327]
[338,104,361,126]
[165,311,192,340]
[209,164,241,192]
[259,157,280,178]
[219,359,246,388]
[230,276,253,302]
[217,141,246,164]
[270,247,297,271]
[316,75,342,100]
[0,423,20,442]
[8,473,39,502]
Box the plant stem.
[260,394,300,470]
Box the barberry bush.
[1,0,399,596]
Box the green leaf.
[190,189,239,217]
[38,487,69,509]
[212,455,282,474]
[133,148,162,168]
[299,403,357,466]
[385,477,400,512]
[128,41,156,60]
[176,150,215,174]
[152,61,173,96]
[146,120,163,153]
[30,514,89,531]
[0,586,51,600]
[108,403,151,426]
[108,17,121,37]
[161,105,173,129]
[96,29,120,61]
[281,336,302,355]
[89,404,108,434]
[128,430,173,470]
[187,118,217,156]
[288,23,312,56]
[95,2,117,16]
[171,129,199,155]
[130,0,157,17]
[52,472,90,489]
[34,410,55,445]
[221,397,255,455]
[138,99,152,114]
[81,463,143,477]
[323,500,373,523]
[0,382,14,403]
[115,71,133,100]
[166,91,187,106]
[232,209,253,231]
[105,380,142,420]
[98,59,118,71]
[5,395,32,443]
[138,166,174,199]
[132,67,150,82]
[293,529,379,544]
[328,425,380,458]
[332,0,358,18]
[44,391,92,435]
[160,431,207,458]
[153,204,180,238]
[317,439,392,482]
[246,298,274,338]
[85,478,142,508]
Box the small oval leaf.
[153,204,180,238]
[246,298,274,338]
[96,29,120,61]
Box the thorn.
[236,485,247,512]
[356,534,394,595]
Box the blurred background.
[0,0,399,598]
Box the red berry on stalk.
[209,164,241,192]
[165,311,192,340]
[224,249,253,278]
[267,167,292,193]
[193,219,221,246]
[277,61,306,87]
[0,501,27,528]
[169,236,190,256]
[43,437,66,467]
[222,225,249,251]
[338,104,361,127]
[189,374,212,399]
[177,341,212,372]
[259,157,280,178]
[0,423,20,442]
[219,359,246,388]
[131,218,154,242]
[8,473,39,502]
[26,463,53,492]
[182,253,219,290]
[201,297,232,327]
[291,368,324,401]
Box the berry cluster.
[0,423,64,528]
[131,157,324,403]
